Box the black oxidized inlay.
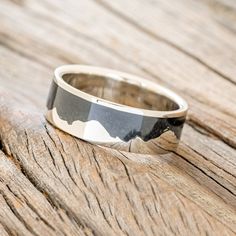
[47,81,185,142]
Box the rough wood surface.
[0,0,235,235]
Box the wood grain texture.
[0,0,235,235]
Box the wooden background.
[0,0,236,235]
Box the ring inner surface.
[62,73,179,111]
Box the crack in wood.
[0,193,39,236]
[174,151,236,198]
[93,0,236,86]
[188,117,236,149]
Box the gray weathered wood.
[0,0,236,235]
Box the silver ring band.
[46,65,188,154]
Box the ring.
[46,65,188,154]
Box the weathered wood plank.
[1,39,236,203]
[96,0,236,83]
[1,0,236,150]
[0,88,235,235]
[0,0,235,189]
[0,152,93,236]
[0,0,236,235]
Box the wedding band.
[46,65,188,154]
